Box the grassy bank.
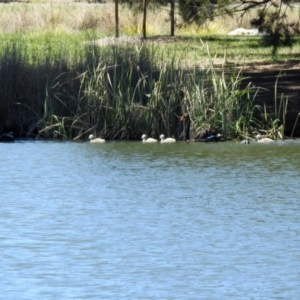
[0,1,299,140]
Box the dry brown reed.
[0,1,171,35]
[4,1,295,35]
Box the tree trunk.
[142,0,147,39]
[115,0,119,38]
[170,0,175,36]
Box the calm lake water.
[1,139,300,299]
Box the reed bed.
[0,33,273,141]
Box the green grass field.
[0,0,299,64]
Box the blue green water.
[1,140,300,299]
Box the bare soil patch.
[240,62,300,137]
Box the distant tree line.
[114,0,299,53]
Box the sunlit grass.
[0,30,104,65]
[1,1,299,64]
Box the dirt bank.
[240,62,300,137]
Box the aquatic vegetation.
[0,32,288,141]
[290,113,300,139]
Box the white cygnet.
[141,134,157,143]
[89,134,106,143]
[255,134,274,143]
[160,134,176,143]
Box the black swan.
[180,114,223,142]
[0,132,14,143]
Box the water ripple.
[1,140,300,299]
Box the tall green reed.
[76,43,183,140]
[182,41,260,140]
[255,74,289,139]
[0,33,273,140]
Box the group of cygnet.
[141,134,176,143]
[89,133,276,144]
[88,134,176,143]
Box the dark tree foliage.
[117,0,299,53]
[230,0,300,54]
[178,0,300,54]
[178,0,230,24]
[120,0,150,9]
